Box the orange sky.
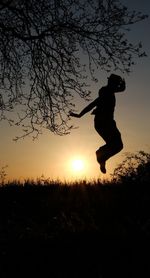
[0,1,150,182]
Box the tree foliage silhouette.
[112,151,150,183]
[0,0,147,139]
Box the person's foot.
[96,149,102,163]
[100,161,106,174]
[96,150,106,173]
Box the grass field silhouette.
[0,178,150,241]
[0,151,150,277]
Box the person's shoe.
[100,161,106,174]
[96,149,102,163]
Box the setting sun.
[67,156,88,179]
[72,159,84,172]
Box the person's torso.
[93,86,116,122]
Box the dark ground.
[0,181,150,277]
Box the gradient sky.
[0,0,150,182]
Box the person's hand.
[120,78,125,85]
[69,112,81,118]
[115,78,126,92]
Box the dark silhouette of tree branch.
[112,151,150,183]
[0,0,148,139]
[0,163,8,185]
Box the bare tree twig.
[0,0,148,139]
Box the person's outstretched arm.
[70,98,98,118]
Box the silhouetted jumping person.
[70,74,126,174]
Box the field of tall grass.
[0,179,150,277]
[0,178,150,241]
[0,151,150,277]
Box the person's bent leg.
[95,121,123,166]
[101,129,123,161]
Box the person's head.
[107,74,125,92]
